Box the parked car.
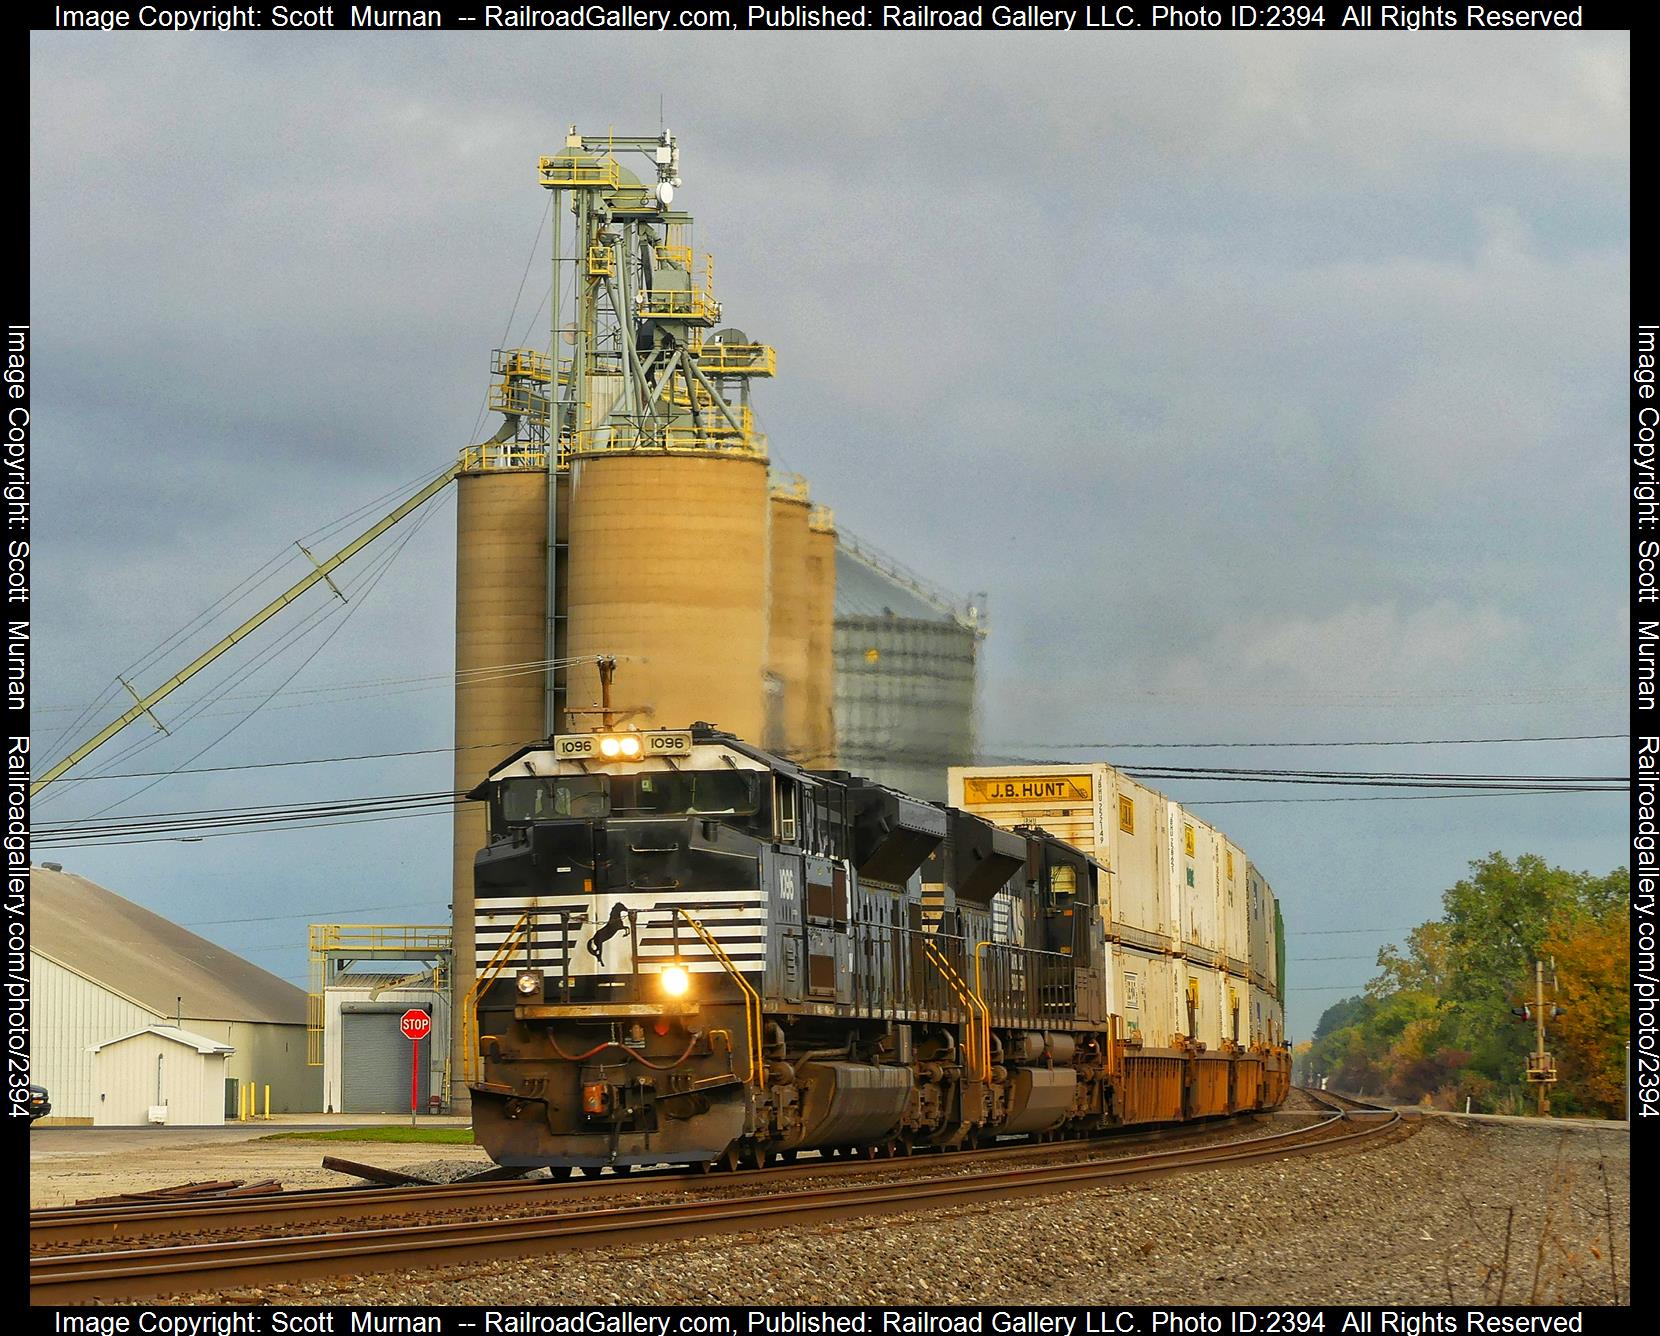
[27,1085,49,1122]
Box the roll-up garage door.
[342,1008,431,1113]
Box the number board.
[552,730,694,758]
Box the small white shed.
[88,1026,235,1126]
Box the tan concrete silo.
[565,450,769,739]
[803,505,838,767]
[452,465,549,918]
[767,479,812,758]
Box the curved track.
[32,1091,1403,1304]
[30,1112,1280,1250]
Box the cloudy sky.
[30,31,1629,1038]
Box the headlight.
[516,970,543,997]
[660,965,690,997]
[599,737,622,758]
[619,735,642,758]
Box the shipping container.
[1219,835,1249,975]
[1111,942,1178,1051]
[1168,802,1222,958]
[949,763,1176,944]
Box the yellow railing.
[770,472,809,503]
[488,380,551,418]
[538,155,620,189]
[462,912,533,1085]
[636,287,721,322]
[696,343,776,376]
[492,348,550,380]
[307,924,453,1068]
[459,441,549,472]
[924,940,989,1084]
[573,418,764,459]
[587,244,616,276]
[675,910,765,1089]
[655,243,694,270]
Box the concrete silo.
[802,505,838,768]
[833,536,984,801]
[767,476,813,757]
[564,450,770,738]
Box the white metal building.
[88,1026,234,1126]
[29,866,322,1123]
[322,973,451,1114]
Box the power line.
[995,733,1627,750]
[1190,788,1623,806]
[178,901,452,927]
[42,740,527,783]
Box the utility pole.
[1523,957,1558,1117]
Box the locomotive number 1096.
[552,730,694,759]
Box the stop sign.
[400,1008,432,1041]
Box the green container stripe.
[1274,902,1286,1004]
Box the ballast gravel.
[179,1114,1629,1308]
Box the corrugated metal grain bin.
[835,547,977,802]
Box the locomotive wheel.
[718,1145,743,1174]
[744,1143,770,1170]
[857,1142,881,1160]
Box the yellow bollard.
[264,1085,271,1120]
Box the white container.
[949,763,1179,945]
[147,1104,169,1124]
[1112,943,1178,1050]
[1219,835,1249,972]
[1168,803,1222,956]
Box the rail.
[31,1098,1401,1303]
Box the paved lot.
[29,1116,478,1207]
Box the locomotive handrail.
[923,939,989,1084]
[672,909,765,1090]
[463,911,533,1085]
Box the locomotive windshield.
[499,775,609,823]
[612,770,761,816]
[495,770,761,825]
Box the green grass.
[262,1125,476,1145]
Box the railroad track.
[31,1108,1308,1250]
[32,1090,1401,1304]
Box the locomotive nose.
[528,818,600,894]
